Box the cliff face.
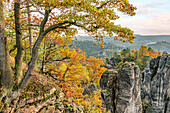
[100,52,170,113]
[100,69,118,112]
[116,62,142,113]
[100,63,142,113]
[142,51,170,113]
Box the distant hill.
[128,35,170,49]
[76,35,170,42]
[75,35,170,52]
[134,34,170,42]
[71,40,123,58]
[147,41,170,53]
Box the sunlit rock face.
[100,63,142,113]
[100,52,170,113]
[116,62,142,113]
[142,51,170,113]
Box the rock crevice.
[100,52,170,113]
[142,51,170,113]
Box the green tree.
[120,47,131,58]
[0,0,136,112]
[114,50,119,58]
[0,0,14,89]
[142,55,151,64]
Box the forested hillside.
[71,40,123,58]
[147,41,170,53]
[75,35,170,53]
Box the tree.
[44,48,107,112]
[114,50,118,58]
[0,0,14,89]
[0,0,136,112]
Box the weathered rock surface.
[100,52,170,113]
[116,62,142,113]
[142,51,170,113]
[100,69,118,112]
[100,63,142,113]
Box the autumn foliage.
[116,45,162,70]
[0,0,137,112]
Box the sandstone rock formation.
[142,51,170,113]
[100,63,142,113]
[116,62,142,113]
[100,52,170,113]
[100,69,118,112]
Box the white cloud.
[77,0,170,35]
[116,12,170,35]
[114,0,170,35]
[136,1,166,16]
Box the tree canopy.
[0,0,137,112]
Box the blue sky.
[115,0,170,35]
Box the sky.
[78,0,170,36]
[115,0,170,35]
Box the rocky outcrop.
[100,69,118,112]
[100,63,142,113]
[100,52,170,113]
[116,62,142,113]
[142,51,170,113]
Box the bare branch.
[43,21,71,34]
[40,10,51,34]
[22,36,29,40]
[97,1,109,9]
[63,67,69,79]
[97,0,118,9]
[39,20,95,36]
[21,10,41,13]
[29,24,40,27]
[71,22,92,32]
[9,45,17,53]
[21,10,45,15]
[21,28,29,30]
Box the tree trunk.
[27,1,33,55]
[14,0,24,84]
[0,0,14,89]
[19,10,51,90]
